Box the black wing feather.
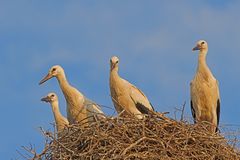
[135,102,150,114]
[216,99,220,132]
[130,94,153,114]
[216,99,220,126]
[190,100,196,123]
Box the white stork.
[190,40,220,132]
[41,92,69,133]
[109,56,154,119]
[39,65,105,125]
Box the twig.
[181,101,186,121]
[121,137,146,156]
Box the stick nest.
[25,112,240,160]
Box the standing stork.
[109,56,154,119]
[190,40,220,132]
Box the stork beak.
[41,96,50,102]
[111,63,115,70]
[192,45,200,51]
[39,73,53,85]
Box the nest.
[21,112,240,160]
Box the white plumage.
[109,56,154,119]
[39,65,105,125]
[41,92,69,133]
[190,40,220,132]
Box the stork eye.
[116,61,119,64]
[52,68,56,71]
[201,42,205,45]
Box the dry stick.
[24,110,240,160]
[154,111,171,121]
[180,101,186,121]
[22,144,38,158]
[32,144,50,159]
[16,150,29,159]
[121,137,147,156]
[45,130,75,155]
[22,128,51,159]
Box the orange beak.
[39,73,53,85]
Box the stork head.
[39,65,64,85]
[110,56,119,71]
[41,92,58,104]
[192,40,208,52]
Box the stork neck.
[110,68,120,81]
[197,50,208,71]
[51,101,62,122]
[196,50,213,80]
[56,71,84,104]
[56,72,71,92]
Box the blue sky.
[1,1,240,159]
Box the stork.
[109,56,154,119]
[41,92,69,133]
[190,40,220,132]
[39,65,105,125]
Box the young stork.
[39,65,105,125]
[109,56,154,119]
[190,40,220,133]
[41,92,69,133]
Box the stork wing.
[129,84,154,114]
[216,99,220,126]
[190,81,197,123]
[215,80,221,131]
[190,100,196,123]
[84,98,106,121]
